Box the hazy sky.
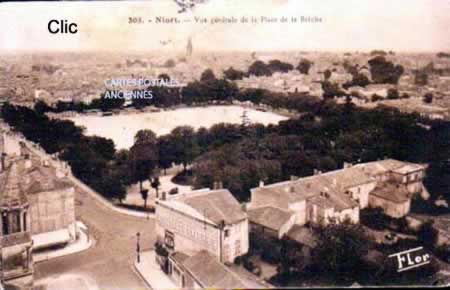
[0,0,449,52]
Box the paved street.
[34,187,156,290]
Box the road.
[33,187,156,290]
[1,130,156,289]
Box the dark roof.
[248,206,293,232]
[177,189,247,225]
[182,250,247,288]
[286,225,317,248]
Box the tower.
[240,108,251,127]
[0,161,33,288]
[186,37,193,57]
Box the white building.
[155,189,249,263]
[247,159,428,238]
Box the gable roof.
[371,182,410,203]
[181,250,247,288]
[354,159,425,176]
[0,163,28,207]
[171,189,247,225]
[0,156,73,207]
[248,206,293,232]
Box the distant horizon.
[1,48,448,55]
[1,0,449,53]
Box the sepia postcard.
[0,0,449,289]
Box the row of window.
[1,211,27,235]
[159,209,219,250]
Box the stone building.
[247,159,428,240]
[167,250,248,289]
[155,189,249,264]
[0,139,76,287]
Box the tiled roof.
[182,250,247,288]
[22,165,72,194]
[250,159,423,214]
[370,182,410,203]
[321,166,375,189]
[248,206,293,232]
[173,189,246,225]
[0,163,28,207]
[0,156,73,207]
[354,159,425,176]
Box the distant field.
[69,105,288,149]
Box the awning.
[32,229,72,250]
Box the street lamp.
[136,232,141,263]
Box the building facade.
[0,138,76,287]
[247,159,428,241]
[155,189,249,264]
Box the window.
[9,211,21,234]
[224,229,230,238]
[165,230,175,249]
[2,212,9,235]
[235,239,241,256]
[23,212,27,232]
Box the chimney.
[161,191,167,201]
[314,169,322,175]
[25,159,32,169]
[1,153,6,172]
[213,181,223,190]
[343,162,353,169]
[290,175,298,181]
[259,180,264,187]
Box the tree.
[417,220,438,248]
[151,177,161,198]
[34,100,52,114]
[313,222,370,278]
[130,129,159,192]
[248,61,272,77]
[297,59,313,74]
[200,69,216,82]
[96,91,126,111]
[169,126,199,171]
[223,67,246,80]
[158,135,175,174]
[140,189,149,209]
[368,56,404,84]
[267,60,294,73]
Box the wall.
[288,200,307,226]
[369,195,410,218]
[156,203,248,263]
[348,181,377,209]
[28,187,75,235]
[222,219,249,262]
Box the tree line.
[2,63,449,207]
